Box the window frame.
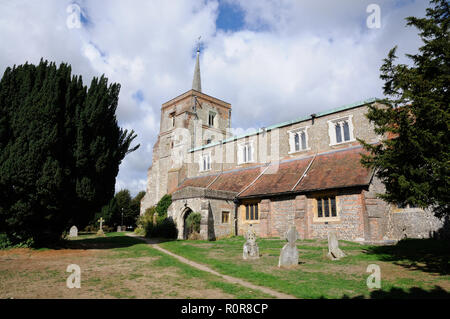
[208,111,216,127]
[237,141,255,165]
[313,195,340,222]
[169,111,176,128]
[241,201,260,223]
[221,211,230,224]
[327,115,355,146]
[199,152,212,172]
[288,126,310,154]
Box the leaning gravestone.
[243,226,259,260]
[69,226,78,238]
[327,230,346,260]
[278,225,299,267]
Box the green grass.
[159,236,450,299]
[72,233,272,298]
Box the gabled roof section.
[294,146,373,192]
[238,157,313,197]
[175,146,374,199]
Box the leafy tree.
[95,198,118,226]
[130,190,146,223]
[360,0,449,218]
[114,189,133,226]
[0,60,139,246]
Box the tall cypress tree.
[360,0,449,218]
[0,60,139,246]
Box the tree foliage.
[0,60,139,246]
[360,0,449,218]
[155,194,172,219]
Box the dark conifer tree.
[360,0,449,218]
[0,60,139,246]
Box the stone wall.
[306,193,366,241]
[167,187,236,240]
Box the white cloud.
[0,0,430,196]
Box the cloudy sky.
[0,0,429,196]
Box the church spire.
[192,37,202,92]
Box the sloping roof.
[175,146,373,199]
[239,157,312,197]
[208,166,262,193]
[294,147,372,192]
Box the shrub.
[136,206,156,232]
[83,225,97,233]
[145,217,178,239]
[155,194,172,219]
[185,212,202,235]
[134,225,145,236]
[0,233,33,249]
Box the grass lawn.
[0,232,271,299]
[159,236,450,299]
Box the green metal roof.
[189,97,378,153]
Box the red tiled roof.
[175,146,373,198]
[239,157,312,197]
[294,147,372,192]
[209,167,262,193]
[175,174,218,191]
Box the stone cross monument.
[97,217,105,236]
[278,225,299,267]
[243,226,259,260]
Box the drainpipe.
[233,198,240,236]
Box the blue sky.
[216,1,245,32]
[0,0,429,196]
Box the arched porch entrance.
[182,207,193,240]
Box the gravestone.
[117,226,122,232]
[69,226,78,238]
[278,225,299,267]
[97,217,105,236]
[243,226,259,260]
[327,230,346,260]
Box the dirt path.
[127,233,296,299]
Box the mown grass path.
[127,233,297,299]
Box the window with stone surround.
[288,127,310,153]
[327,115,355,146]
[243,203,259,221]
[170,111,176,127]
[208,111,216,127]
[200,153,211,172]
[238,142,254,164]
[314,195,339,222]
[222,211,230,223]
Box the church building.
[140,48,444,244]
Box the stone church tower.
[140,47,232,214]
